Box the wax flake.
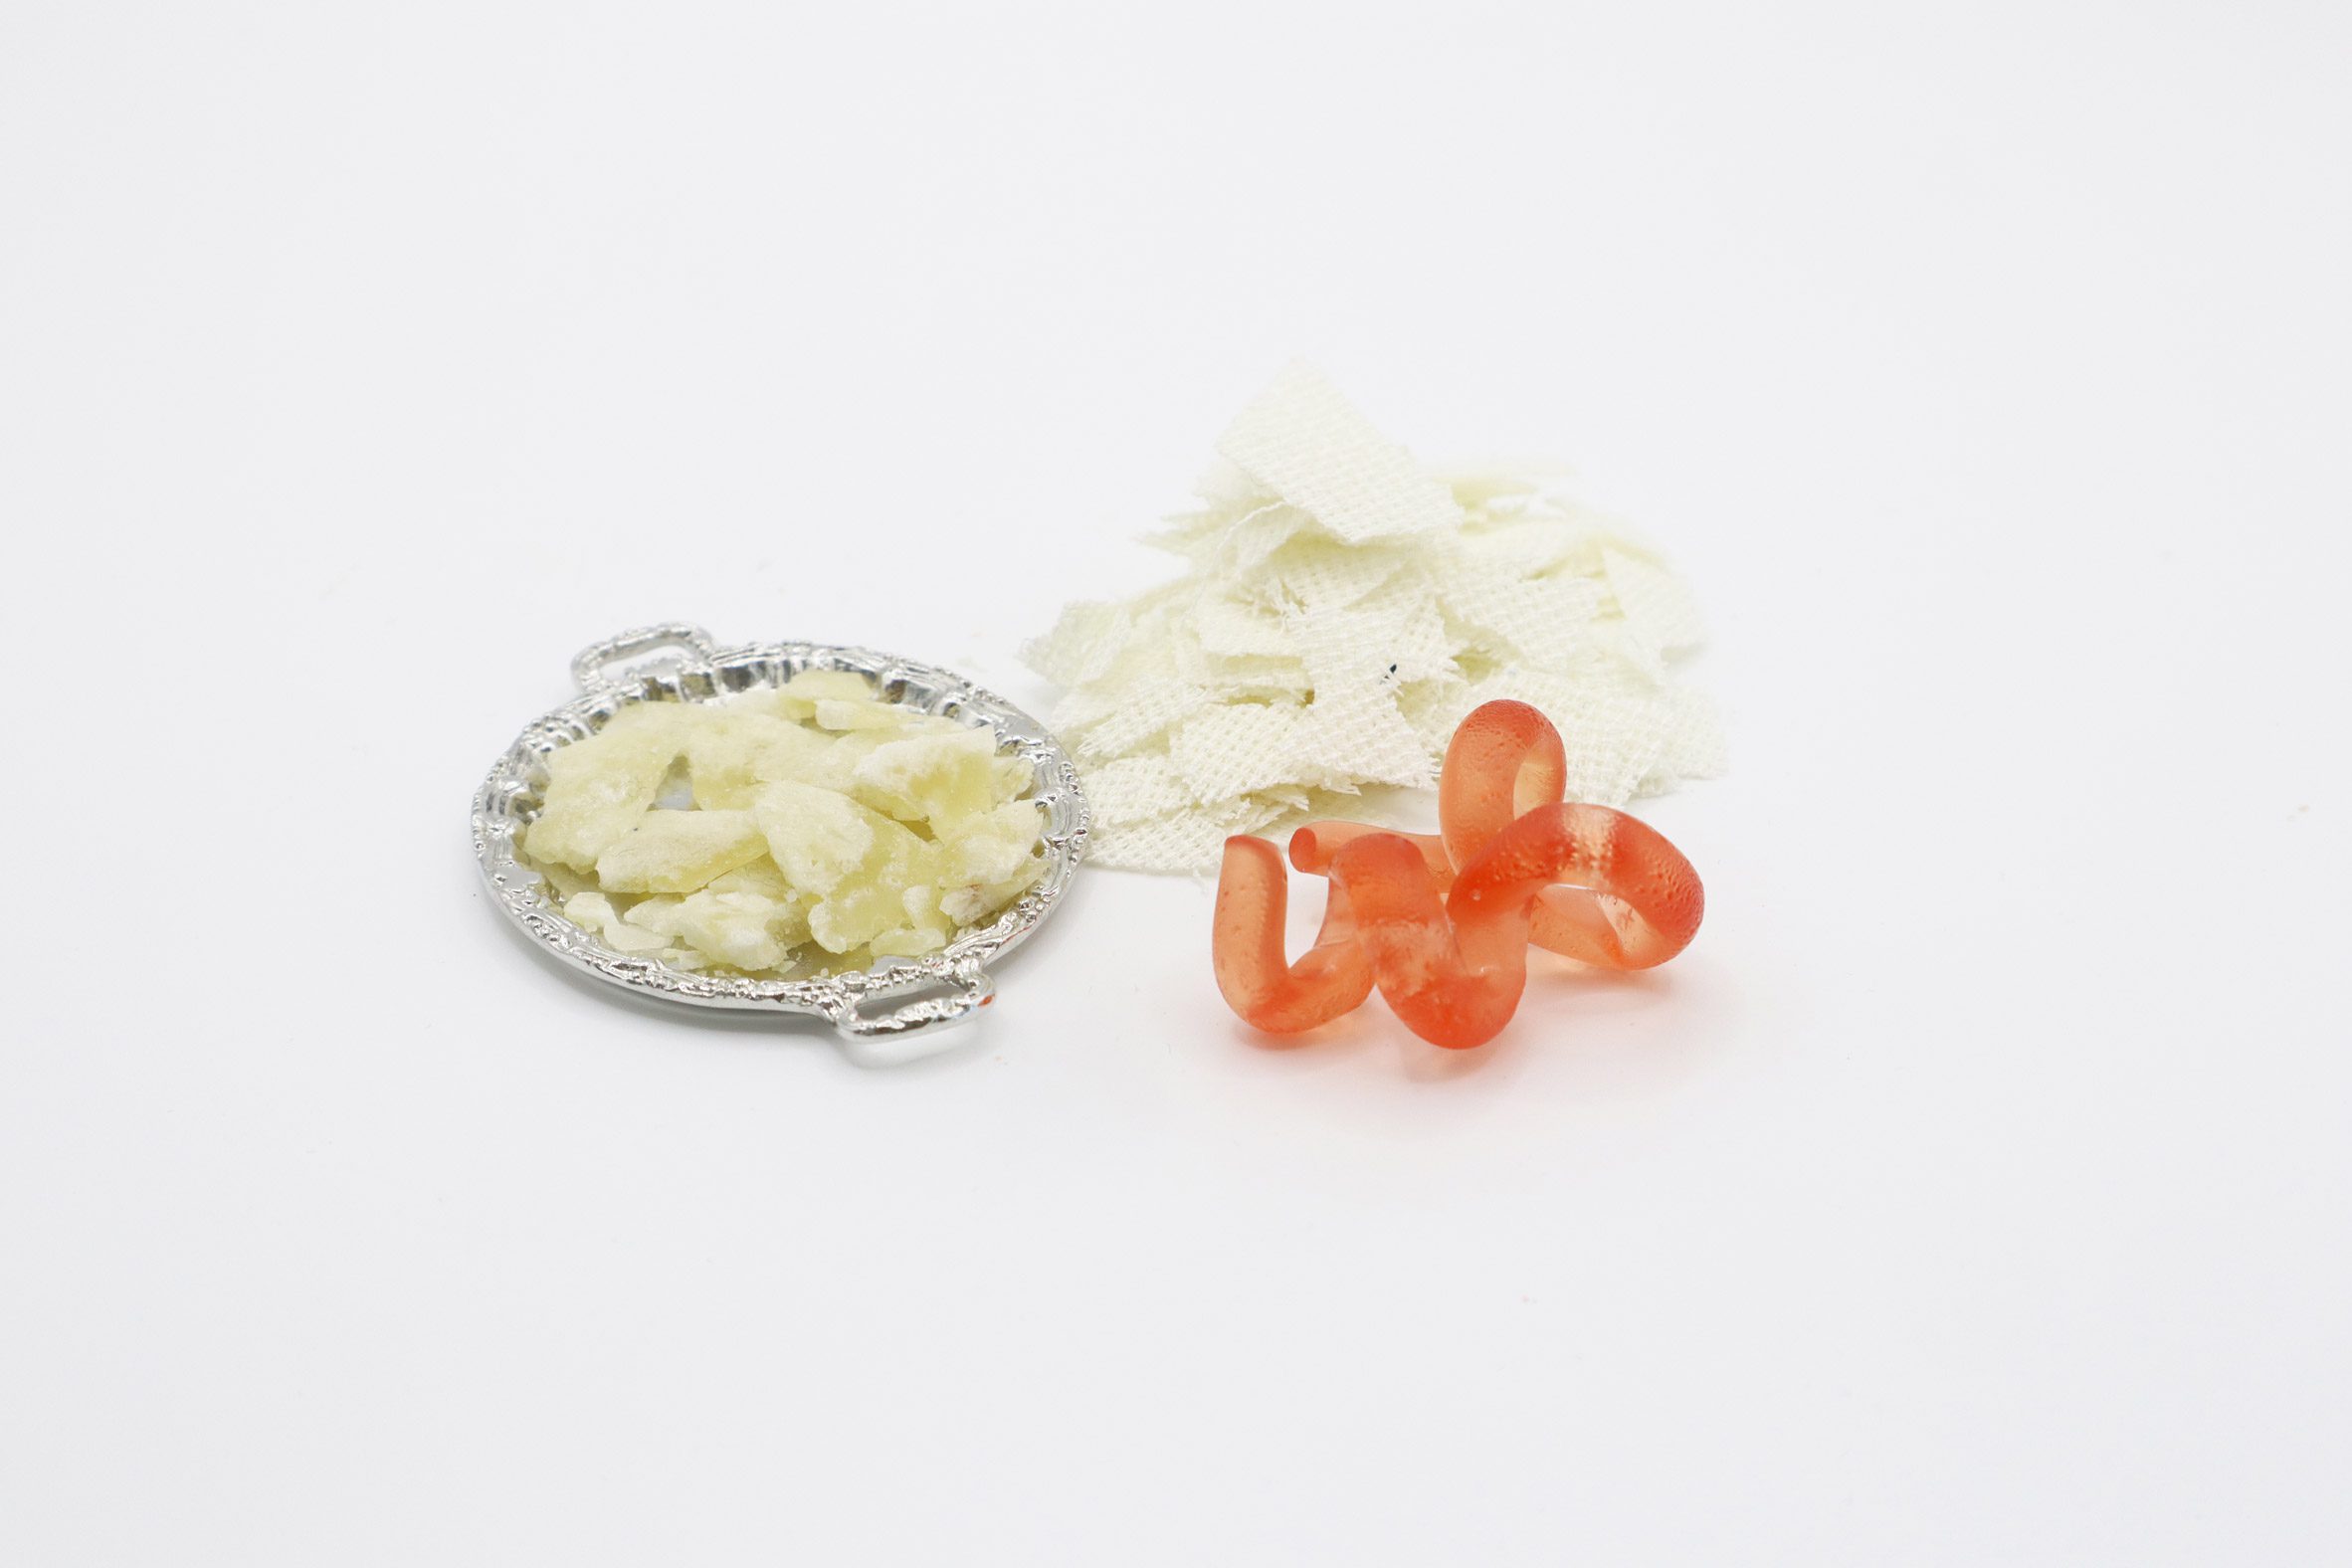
[1026,368,1719,872]
[562,890,672,954]
[525,681,1052,975]
[523,704,692,872]
[596,809,769,894]
[628,887,809,974]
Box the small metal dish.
[472,623,1088,1060]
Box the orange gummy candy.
[1212,700,1704,1050]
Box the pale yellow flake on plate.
[851,726,999,823]
[561,889,673,954]
[937,800,1046,888]
[530,680,1048,972]
[595,808,769,894]
[807,820,938,954]
[813,697,911,732]
[523,702,699,872]
[686,709,839,809]
[938,853,1045,927]
[625,886,811,973]
[754,781,878,896]
[771,668,876,720]
[705,856,798,901]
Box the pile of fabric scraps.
[1022,364,1725,873]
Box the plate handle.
[833,963,995,1044]
[570,623,719,691]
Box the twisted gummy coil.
[1212,700,1704,1050]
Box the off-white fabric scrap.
[1337,579,1455,686]
[1289,585,1452,696]
[1149,501,1316,578]
[1214,503,1321,577]
[1215,363,1462,543]
[1052,638,1181,735]
[1073,674,1214,762]
[1027,600,1130,687]
[1285,682,1433,791]
[1590,616,1669,685]
[1438,568,1604,672]
[1084,754,1196,827]
[1647,686,1730,787]
[1603,545,1707,653]
[1396,671,1476,747]
[1254,535,1405,614]
[1169,702,1307,804]
[1024,366,1720,873]
[1458,516,1594,577]
[1190,594,1295,658]
[1192,455,1268,511]
[1090,795,1288,874]
[1201,651,1314,697]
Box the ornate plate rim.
[471,623,1088,1050]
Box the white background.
[3,2,2347,1562]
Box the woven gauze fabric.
[1024,366,1723,872]
[1216,363,1462,543]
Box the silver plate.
[472,623,1088,1060]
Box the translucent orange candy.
[1212,700,1704,1050]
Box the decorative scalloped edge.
[472,635,1089,1042]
